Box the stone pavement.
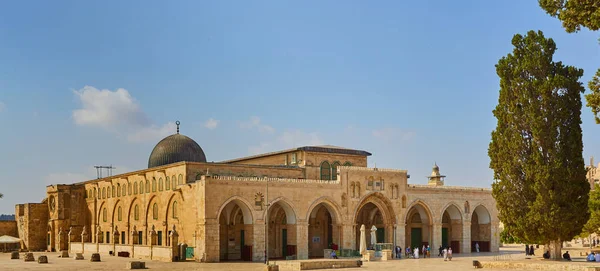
[0,246,585,271]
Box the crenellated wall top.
[205,175,340,185]
[337,166,408,173]
[408,184,491,192]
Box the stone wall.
[0,220,18,237]
[15,203,48,251]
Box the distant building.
[588,157,600,189]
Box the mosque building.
[15,122,499,262]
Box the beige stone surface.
[14,143,500,264]
[0,247,554,271]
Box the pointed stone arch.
[440,202,464,252]
[471,204,492,252]
[217,196,255,225]
[405,199,434,249]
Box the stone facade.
[15,203,48,251]
[15,132,499,262]
[0,220,18,237]
[587,156,600,189]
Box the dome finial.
[176,121,180,134]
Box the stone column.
[81,226,88,254]
[296,220,309,260]
[113,226,119,255]
[432,223,442,251]
[131,226,138,258]
[252,219,266,262]
[341,224,355,251]
[150,225,157,246]
[461,221,472,254]
[57,227,62,252]
[169,225,179,262]
[490,222,499,252]
[67,227,74,253]
[199,219,220,262]
[96,226,102,253]
[395,224,405,250]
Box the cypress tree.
[489,30,589,259]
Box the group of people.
[586,252,600,262]
[525,244,536,256]
[541,250,571,261]
[407,245,431,259]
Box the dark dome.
[148,133,207,168]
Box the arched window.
[320,161,331,180]
[172,175,176,188]
[107,187,111,198]
[128,183,132,195]
[117,184,121,197]
[139,181,144,194]
[112,186,115,197]
[343,162,352,166]
[102,208,107,222]
[122,185,126,197]
[172,201,178,219]
[102,187,106,199]
[145,180,150,193]
[134,205,139,221]
[166,177,170,190]
[134,182,138,195]
[331,162,341,180]
[153,203,158,220]
[152,178,157,192]
[94,188,97,199]
[159,178,163,191]
[178,174,183,185]
[402,195,407,208]
[118,206,122,221]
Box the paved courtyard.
[0,245,595,271]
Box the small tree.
[538,0,600,123]
[581,184,600,236]
[489,30,590,259]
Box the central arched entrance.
[354,194,395,251]
[218,198,254,261]
[471,205,491,252]
[441,204,463,253]
[405,201,433,250]
[307,201,341,258]
[266,199,297,259]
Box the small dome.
[148,123,207,168]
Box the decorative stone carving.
[255,192,265,210]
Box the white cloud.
[239,116,275,134]
[72,86,149,128]
[204,118,219,130]
[72,86,176,143]
[248,142,272,155]
[0,101,5,112]
[372,127,415,142]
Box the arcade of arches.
[16,128,499,263]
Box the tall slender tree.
[539,0,600,123]
[489,30,589,259]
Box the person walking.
[443,247,448,261]
[438,245,443,257]
[475,242,480,253]
[448,248,453,261]
[525,244,529,256]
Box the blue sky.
[1,1,599,214]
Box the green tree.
[582,184,600,236]
[539,0,600,124]
[489,30,590,260]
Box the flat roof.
[220,145,372,163]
